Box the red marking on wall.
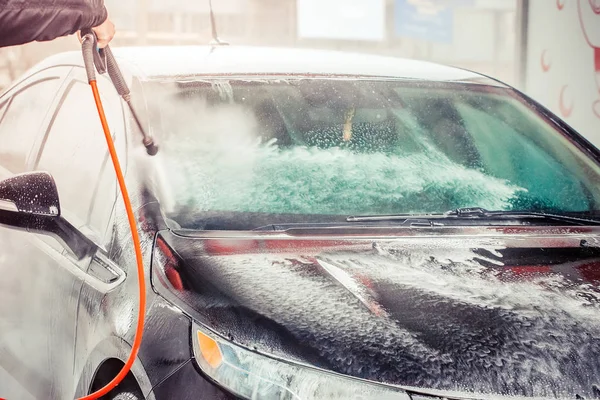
[578,1,600,118]
[557,0,566,10]
[559,85,574,117]
[541,49,551,72]
[593,100,600,119]
[578,0,598,48]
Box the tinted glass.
[142,79,600,230]
[0,79,60,172]
[37,81,118,237]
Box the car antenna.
[208,0,229,46]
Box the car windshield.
[140,78,600,230]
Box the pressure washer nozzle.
[81,30,159,157]
[144,139,159,156]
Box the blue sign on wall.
[394,0,455,44]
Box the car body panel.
[23,46,502,86]
[154,229,600,398]
[0,228,84,399]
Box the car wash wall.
[522,0,600,147]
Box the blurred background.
[1,0,599,144]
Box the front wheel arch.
[90,358,143,398]
[73,336,155,400]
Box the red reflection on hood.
[576,261,600,283]
[204,238,364,256]
[497,262,600,286]
[496,265,553,283]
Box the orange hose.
[78,80,147,400]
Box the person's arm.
[0,0,113,48]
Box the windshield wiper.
[347,207,600,226]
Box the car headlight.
[192,322,411,400]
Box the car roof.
[33,45,505,86]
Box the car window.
[395,88,594,211]
[142,79,600,230]
[37,80,120,240]
[0,100,7,122]
[88,153,118,243]
[0,78,61,173]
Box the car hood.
[153,228,600,399]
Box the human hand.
[77,17,115,48]
[93,17,115,48]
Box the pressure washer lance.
[81,30,159,156]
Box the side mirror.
[0,172,98,260]
[0,171,61,219]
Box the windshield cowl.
[346,207,600,226]
[171,224,600,242]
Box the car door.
[32,68,126,399]
[0,67,75,400]
[0,66,125,400]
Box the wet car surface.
[1,46,600,399]
[152,229,600,399]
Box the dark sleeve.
[0,0,108,48]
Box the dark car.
[1,46,600,400]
